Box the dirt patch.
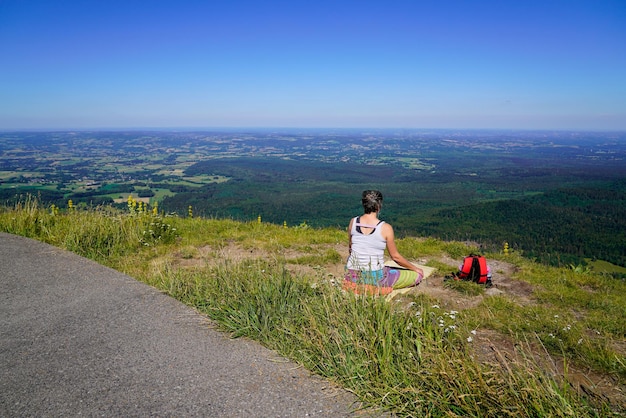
[367,255,533,311]
[487,259,535,303]
[173,243,284,269]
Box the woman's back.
[346,216,386,271]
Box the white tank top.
[346,216,386,271]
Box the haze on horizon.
[1,0,625,132]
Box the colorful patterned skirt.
[343,266,422,296]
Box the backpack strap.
[459,256,474,279]
[476,256,489,284]
[355,217,383,234]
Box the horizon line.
[2,126,626,133]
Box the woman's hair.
[362,190,383,214]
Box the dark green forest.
[420,181,626,267]
[160,157,626,269]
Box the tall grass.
[0,195,174,263]
[144,259,605,417]
[0,197,620,416]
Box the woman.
[344,190,423,294]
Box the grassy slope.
[1,199,624,417]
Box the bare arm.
[381,223,423,276]
[347,217,354,255]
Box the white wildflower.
[467,336,473,342]
[431,304,440,309]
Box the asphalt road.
[0,233,376,417]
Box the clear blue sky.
[1,0,625,130]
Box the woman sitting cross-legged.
[344,190,423,295]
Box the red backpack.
[457,254,489,284]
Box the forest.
[420,181,626,267]
[161,155,626,269]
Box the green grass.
[291,248,343,266]
[1,196,623,417]
[443,278,486,296]
[151,188,176,200]
[587,258,626,274]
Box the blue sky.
[1,0,625,130]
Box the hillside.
[1,199,624,416]
[420,180,626,268]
